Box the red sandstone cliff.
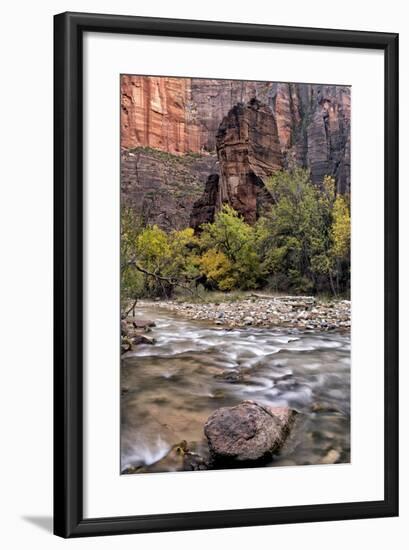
[121,75,201,154]
[121,76,350,193]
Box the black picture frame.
[54,11,399,538]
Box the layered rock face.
[121,75,201,154]
[121,148,218,230]
[121,76,271,154]
[305,86,351,193]
[121,76,350,193]
[121,77,350,231]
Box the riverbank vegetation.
[121,168,350,311]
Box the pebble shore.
[150,295,351,332]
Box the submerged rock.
[122,440,210,474]
[204,400,297,464]
[311,401,341,414]
[214,369,245,383]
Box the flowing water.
[121,306,350,473]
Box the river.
[121,306,350,473]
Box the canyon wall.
[121,75,201,154]
[121,148,219,231]
[121,76,351,193]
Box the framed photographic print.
[54,12,399,537]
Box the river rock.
[121,320,128,335]
[183,451,209,471]
[154,295,350,332]
[132,334,156,345]
[122,441,209,474]
[121,341,132,354]
[131,319,156,330]
[311,401,341,414]
[204,400,297,463]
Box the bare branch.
[124,258,201,298]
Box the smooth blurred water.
[121,307,350,473]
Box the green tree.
[258,169,342,294]
[128,225,200,298]
[331,194,350,260]
[121,207,202,301]
[330,193,351,294]
[168,227,200,282]
[120,169,351,301]
[120,207,145,313]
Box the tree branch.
[124,259,201,298]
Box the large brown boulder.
[204,400,297,464]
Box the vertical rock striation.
[121,75,201,153]
[304,86,351,193]
[258,83,351,193]
[121,76,350,193]
[121,77,351,231]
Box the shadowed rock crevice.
[189,173,220,230]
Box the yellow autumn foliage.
[198,248,236,291]
[331,195,350,260]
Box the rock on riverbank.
[121,318,156,354]
[153,295,350,331]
